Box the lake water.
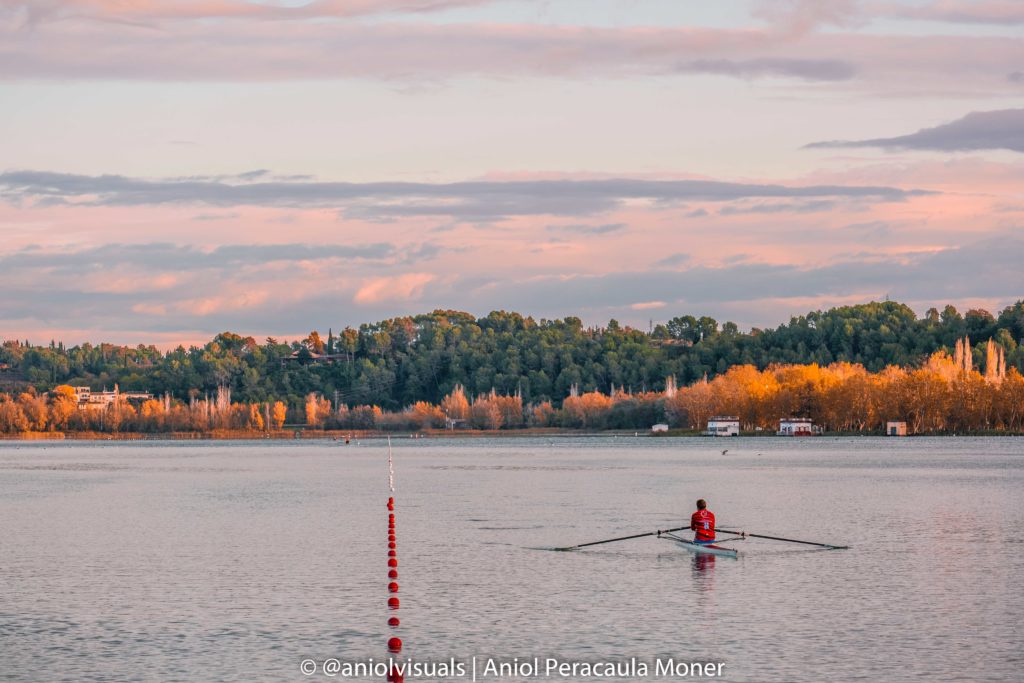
[1,437,1022,682]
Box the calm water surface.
[1,437,1022,682]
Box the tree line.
[1,300,1023,435]
[1,342,1022,435]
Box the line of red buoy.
[386,495,403,683]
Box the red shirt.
[691,509,715,541]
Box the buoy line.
[385,438,404,682]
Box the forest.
[1,300,1023,434]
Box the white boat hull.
[673,539,738,558]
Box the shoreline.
[1,428,1021,441]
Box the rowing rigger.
[554,526,848,552]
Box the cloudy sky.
[1,0,1022,347]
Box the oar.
[716,528,848,550]
[553,525,692,551]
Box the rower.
[691,499,716,545]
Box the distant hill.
[2,300,1022,409]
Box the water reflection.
[691,553,716,593]
[692,553,716,574]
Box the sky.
[1,0,1022,348]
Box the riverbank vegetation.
[2,300,1023,434]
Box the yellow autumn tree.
[0,396,29,433]
[667,376,718,430]
[304,393,332,427]
[995,368,1024,431]
[901,367,952,433]
[247,403,265,431]
[17,392,48,431]
[48,385,79,431]
[138,398,165,431]
[561,391,613,429]
[469,392,503,430]
[493,393,524,428]
[529,401,556,427]
[440,384,470,421]
[271,401,287,429]
[818,363,876,432]
[408,401,444,429]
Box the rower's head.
[696,499,707,510]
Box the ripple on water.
[1,437,1022,682]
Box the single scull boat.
[660,531,739,558]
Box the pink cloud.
[5,164,1014,285]
[2,159,1021,346]
[90,272,180,294]
[3,0,490,25]
[630,301,667,310]
[353,273,434,304]
[879,0,1024,25]
[801,158,1024,194]
[130,302,170,316]
[754,1,1024,29]
[0,15,1016,96]
[171,290,269,315]
[752,0,864,36]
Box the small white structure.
[705,416,739,436]
[777,418,818,436]
[886,421,908,436]
[73,385,152,409]
[651,423,669,433]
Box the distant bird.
[721,449,729,455]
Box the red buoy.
[388,616,400,627]
[388,569,398,579]
[388,597,400,609]
[388,550,396,557]
[388,514,395,521]
[388,637,402,653]
[388,558,398,567]
[388,581,399,592]
[388,534,396,542]
[388,542,396,549]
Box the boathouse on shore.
[705,416,739,436]
[886,421,908,436]
[777,418,819,436]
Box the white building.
[73,385,153,409]
[650,423,669,433]
[705,416,739,436]
[777,418,818,436]
[886,421,908,436]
